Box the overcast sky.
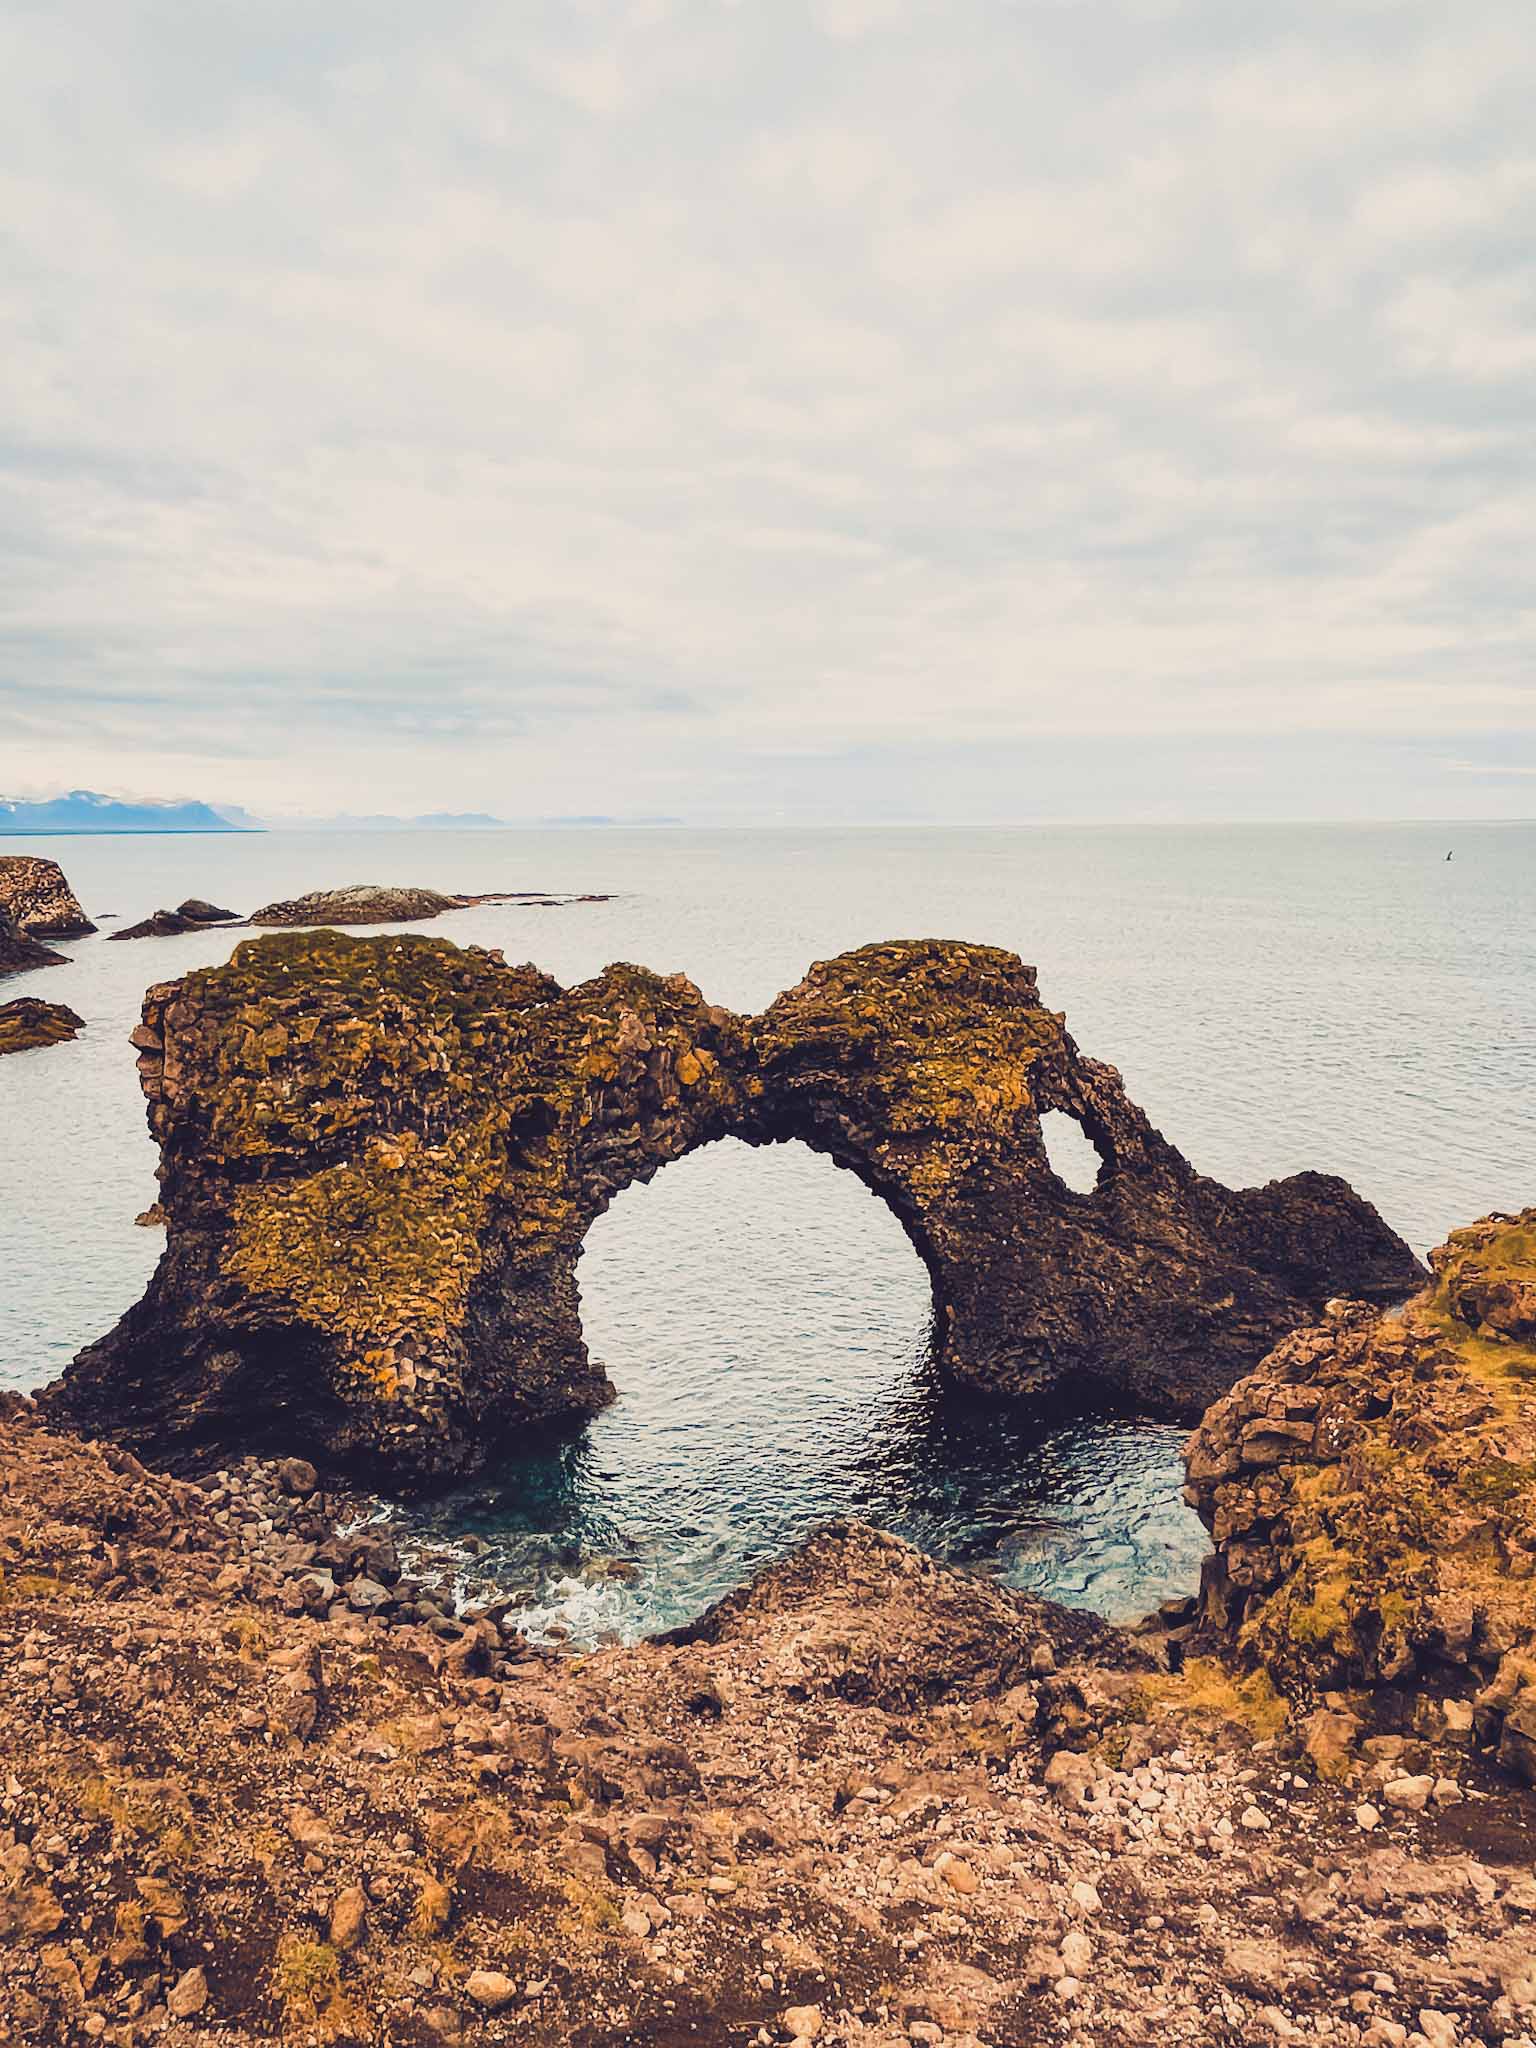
[3,0,1534,823]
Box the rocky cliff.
[0,854,96,937]
[1186,1210,1536,1783]
[47,932,1421,1487]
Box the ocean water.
[2,823,1532,1640]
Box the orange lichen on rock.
[1186,1209,1536,1780]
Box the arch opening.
[488,1136,936,1641]
[1039,1108,1105,1194]
[391,1135,1210,1647]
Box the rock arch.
[47,933,1423,1488]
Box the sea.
[2,823,1532,1643]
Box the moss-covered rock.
[1186,1210,1536,1780]
[46,933,1421,1488]
[247,885,473,927]
[0,997,84,1056]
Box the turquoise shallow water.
[2,823,1532,1639]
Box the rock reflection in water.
[387,1138,1209,1645]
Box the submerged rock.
[48,932,1421,1487]
[0,906,66,981]
[1186,1209,1536,1779]
[0,997,85,1056]
[0,855,95,938]
[109,898,241,940]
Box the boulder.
[0,905,66,981]
[109,899,240,941]
[1186,1209,1536,1778]
[0,855,95,937]
[0,997,84,1056]
[245,883,610,927]
[46,931,1421,1488]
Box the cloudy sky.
[3,0,1533,823]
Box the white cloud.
[0,0,1532,818]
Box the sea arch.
[49,932,1423,1487]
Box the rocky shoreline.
[3,1220,1535,2047]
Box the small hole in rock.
[1039,1109,1102,1194]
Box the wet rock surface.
[0,996,85,1056]
[0,855,96,938]
[1186,1212,1536,1784]
[46,932,1422,1487]
[0,1401,1532,2048]
[0,905,67,981]
[110,902,241,942]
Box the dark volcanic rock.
[0,997,85,1055]
[0,906,66,981]
[109,898,241,941]
[48,932,1422,1489]
[0,855,95,937]
[246,883,611,927]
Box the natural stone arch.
[48,933,1423,1488]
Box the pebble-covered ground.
[1,1400,1533,2048]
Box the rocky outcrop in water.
[47,932,1421,1488]
[0,996,85,1055]
[109,898,241,941]
[0,905,66,980]
[1185,1209,1536,1782]
[0,854,95,937]
[246,884,609,927]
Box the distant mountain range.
[259,812,684,830]
[0,791,257,833]
[0,791,685,834]
[275,811,513,831]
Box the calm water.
[2,824,1532,1639]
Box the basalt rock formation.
[0,854,95,937]
[246,883,610,927]
[109,898,241,940]
[1185,1209,1536,1781]
[0,996,85,1055]
[0,904,65,980]
[48,932,1422,1488]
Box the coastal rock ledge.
[46,931,1421,1486]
